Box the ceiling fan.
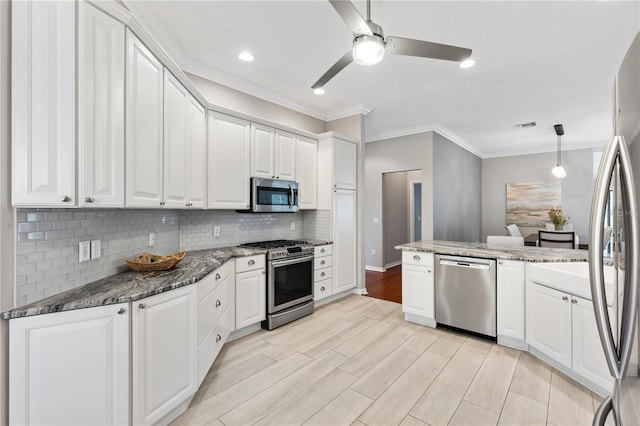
[312,0,474,90]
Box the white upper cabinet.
[125,30,164,208]
[12,1,76,207]
[251,123,275,179]
[274,130,297,181]
[208,112,251,209]
[250,125,297,181]
[163,73,206,209]
[78,2,125,208]
[334,138,357,190]
[296,136,318,210]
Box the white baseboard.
[365,265,386,272]
[352,287,368,295]
[384,260,402,269]
[497,335,529,351]
[405,313,436,328]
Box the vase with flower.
[548,208,567,231]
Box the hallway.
[365,265,402,304]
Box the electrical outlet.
[290,222,295,231]
[373,217,379,224]
[149,232,156,247]
[213,226,221,237]
[79,241,90,263]
[90,240,101,260]
[372,249,376,256]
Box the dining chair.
[505,224,523,237]
[487,236,525,247]
[537,230,576,249]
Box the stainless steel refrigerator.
[591,31,640,425]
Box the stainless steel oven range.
[239,240,314,330]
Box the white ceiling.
[124,1,639,158]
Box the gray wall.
[364,132,434,270]
[481,148,595,242]
[383,172,409,267]
[433,133,482,242]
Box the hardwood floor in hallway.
[365,265,402,304]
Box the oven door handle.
[271,254,314,267]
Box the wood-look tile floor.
[172,295,604,426]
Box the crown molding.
[365,123,486,158]
[326,105,373,121]
[484,141,608,159]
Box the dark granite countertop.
[395,240,590,263]
[2,246,266,320]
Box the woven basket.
[126,251,186,272]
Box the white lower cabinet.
[133,286,198,425]
[314,244,334,301]
[9,303,129,425]
[496,260,525,346]
[526,281,614,391]
[235,255,267,329]
[401,251,435,326]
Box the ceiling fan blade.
[386,36,472,62]
[311,51,353,89]
[329,0,373,36]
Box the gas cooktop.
[239,240,314,260]
[239,239,310,249]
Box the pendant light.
[552,124,567,179]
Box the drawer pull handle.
[320,260,325,265]
[216,299,221,307]
[320,272,325,277]
[61,195,71,202]
[321,286,326,291]
[498,260,503,265]
[572,299,578,304]
[413,255,421,261]
[320,248,325,253]
[138,303,146,309]
[216,334,222,343]
[562,296,568,301]
[248,259,255,266]
[117,308,125,315]
[215,273,221,280]
[427,269,432,273]
[85,197,95,203]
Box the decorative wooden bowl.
[126,251,186,272]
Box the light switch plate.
[290,222,295,231]
[79,241,90,263]
[213,226,221,237]
[149,232,156,247]
[90,240,101,260]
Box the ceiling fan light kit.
[312,0,474,89]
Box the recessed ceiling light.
[238,52,254,62]
[313,88,326,95]
[459,59,476,68]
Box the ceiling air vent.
[515,121,537,129]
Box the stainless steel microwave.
[250,177,299,213]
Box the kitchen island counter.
[1,246,266,320]
[395,240,590,263]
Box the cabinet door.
[402,264,434,319]
[572,296,615,391]
[251,123,275,179]
[333,189,357,293]
[333,139,357,190]
[208,112,251,209]
[497,260,525,341]
[187,95,207,208]
[133,286,197,425]
[297,136,318,210]
[163,71,188,208]
[526,282,572,369]
[275,130,297,181]
[125,30,164,207]
[236,268,266,329]
[12,0,76,207]
[78,3,125,208]
[9,304,129,426]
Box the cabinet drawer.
[402,251,434,267]
[314,267,333,283]
[315,255,333,270]
[198,307,232,385]
[198,273,232,343]
[314,279,332,301]
[236,254,266,273]
[314,244,333,257]
[197,262,234,304]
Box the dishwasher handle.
[439,259,490,270]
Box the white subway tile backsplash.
[302,209,331,241]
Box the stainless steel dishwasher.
[434,254,497,338]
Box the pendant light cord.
[557,134,562,166]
